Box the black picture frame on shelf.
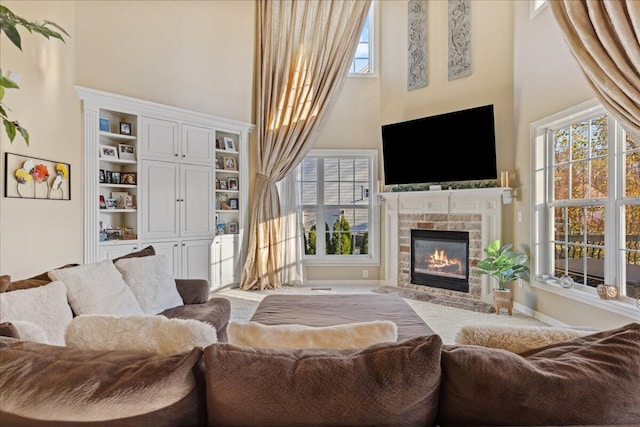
[119,122,132,135]
[229,198,238,210]
[111,172,121,185]
[99,169,105,183]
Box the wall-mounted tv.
[381,104,497,186]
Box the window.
[348,2,376,75]
[530,0,548,19]
[294,149,379,265]
[531,99,640,315]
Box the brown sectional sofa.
[0,246,231,342]
[1,258,639,426]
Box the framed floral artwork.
[4,152,71,200]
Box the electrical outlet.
[362,269,369,278]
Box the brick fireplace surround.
[380,188,510,304]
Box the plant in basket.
[474,239,529,315]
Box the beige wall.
[0,0,255,279]
[307,0,515,281]
[512,2,632,328]
[0,1,82,279]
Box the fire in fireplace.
[411,229,470,292]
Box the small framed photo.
[111,191,128,208]
[99,195,106,209]
[223,136,235,151]
[215,177,221,189]
[125,194,135,209]
[100,145,118,160]
[223,156,237,170]
[215,139,221,149]
[229,198,238,210]
[118,144,136,161]
[121,172,137,185]
[106,228,124,240]
[228,222,238,234]
[227,177,238,190]
[105,170,112,183]
[105,198,118,210]
[219,179,227,190]
[99,117,110,132]
[119,122,132,135]
[215,158,221,169]
[111,172,121,184]
[99,169,105,183]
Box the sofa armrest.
[175,279,209,304]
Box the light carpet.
[212,284,548,345]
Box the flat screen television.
[381,104,497,186]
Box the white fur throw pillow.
[0,281,73,345]
[48,260,143,317]
[228,320,398,349]
[454,324,593,354]
[65,314,217,356]
[115,255,183,314]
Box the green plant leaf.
[3,119,16,141]
[0,5,68,145]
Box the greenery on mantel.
[389,180,499,192]
[0,5,69,145]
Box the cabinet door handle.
[182,154,186,158]
[174,244,178,247]
[182,243,186,246]
[174,153,179,157]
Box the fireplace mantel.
[379,187,511,303]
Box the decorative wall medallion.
[448,0,471,80]
[408,0,428,90]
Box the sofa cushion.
[111,244,156,263]
[65,314,217,356]
[0,275,10,293]
[204,335,443,427]
[0,281,73,345]
[0,338,206,426]
[48,259,144,316]
[227,320,398,349]
[161,297,231,343]
[0,264,79,293]
[115,255,184,314]
[438,322,640,426]
[454,324,593,354]
[1,320,49,343]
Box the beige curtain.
[550,0,640,137]
[240,0,371,290]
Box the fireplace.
[411,229,470,293]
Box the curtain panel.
[240,0,371,290]
[550,0,640,137]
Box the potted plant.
[474,239,528,315]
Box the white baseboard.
[513,302,568,327]
[299,279,381,288]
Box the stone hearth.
[379,187,510,304]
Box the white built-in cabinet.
[77,87,253,287]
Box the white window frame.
[530,98,639,319]
[348,1,378,78]
[296,149,380,266]
[530,0,548,20]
